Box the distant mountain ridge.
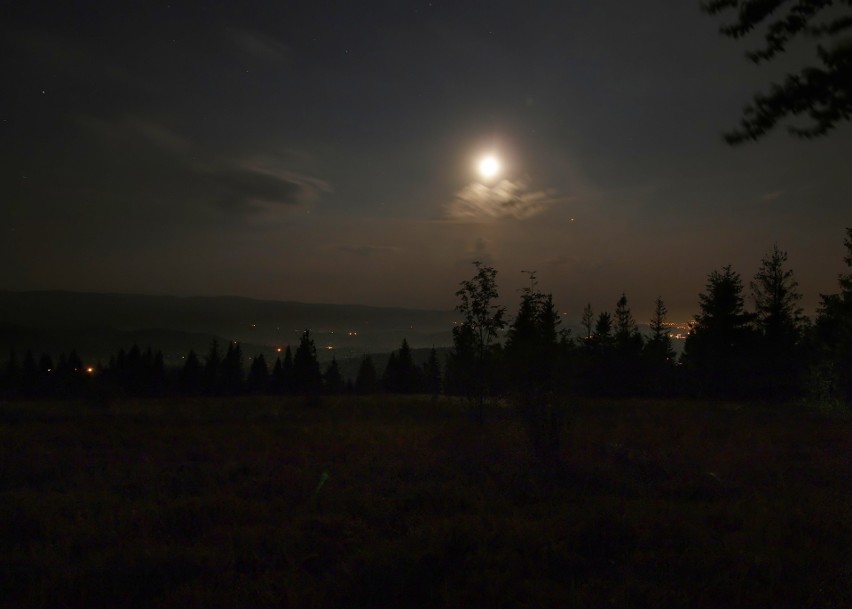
[0,290,457,365]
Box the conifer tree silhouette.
[324,357,344,394]
[221,342,245,395]
[683,265,757,397]
[355,354,379,394]
[383,339,421,393]
[281,346,295,393]
[422,347,442,397]
[751,244,807,397]
[180,350,202,395]
[613,293,644,395]
[645,297,677,396]
[203,340,222,395]
[813,228,852,406]
[504,272,565,459]
[581,303,594,346]
[247,353,269,394]
[293,330,322,394]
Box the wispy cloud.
[542,254,579,268]
[209,158,332,213]
[334,244,400,256]
[446,178,557,221]
[226,28,291,63]
[78,114,193,155]
[75,113,331,218]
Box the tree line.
[1,230,850,409]
[0,329,443,400]
[444,229,852,410]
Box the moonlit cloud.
[446,178,557,221]
[77,114,331,217]
[209,165,315,213]
[210,158,332,213]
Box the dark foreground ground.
[1,396,850,609]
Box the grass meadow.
[1,395,850,608]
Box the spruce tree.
[203,340,222,395]
[645,297,676,395]
[683,265,757,397]
[612,293,644,395]
[751,244,806,397]
[614,293,642,351]
[180,350,202,395]
[592,312,613,350]
[581,303,594,345]
[221,342,245,395]
[383,339,421,393]
[586,312,615,395]
[504,273,565,459]
[247,353,269,394]
[271,356,284,393]
[281,346,295,393]
[813,228,852,406]
[355,354,379,394]
[293,330,322,394]
[752,244,805,345]
[504,273,561,397]
[422,347,442,397]
[324,357,344,394]
[646,297,675,364]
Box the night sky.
[3,1,850,321]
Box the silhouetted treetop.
[355,354,379,394]
[293,330,322,393]
[324,357,344,394]
[646,296,676,364]
[422,347,442,397]
[451,261,506,420]
[247,353,269,393]
[614,293,643,352]
[383,339,421,394]
[684,265,758,397]
[751,243,806,345]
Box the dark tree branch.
[703,0,852,143]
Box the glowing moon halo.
[478,155,500,179]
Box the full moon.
[478,155,500,179]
